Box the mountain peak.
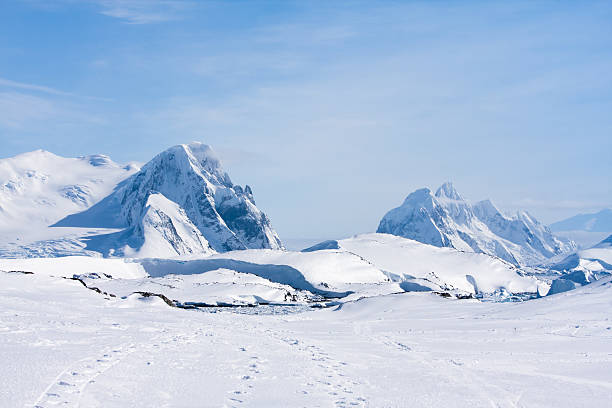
[435,182,463,201]
[379,184,576,266]
[54,142,283,254]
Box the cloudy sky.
[1,0,611,241]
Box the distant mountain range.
[377,182,576,266]
[0,146,593,268]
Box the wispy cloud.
[0,91,104,130]
[0,77,112,101]
[0,92,61,129]
[22,0,194,24]
[95,0,194,24]
[0,77,75,97]
[0,78,107,130]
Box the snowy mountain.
[0,150,138,230]
[54,142,283,255]
[0,150,139,257]
[377,182,575,266]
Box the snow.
[1,148,610,406]
[0,256,146,279]
[76,268,318,306]
[1,269,611,407]
[334,233,540,294]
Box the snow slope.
[1,269,610,407]
[377,182,575,266]
[303,233,541,295]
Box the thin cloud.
[95,0,194,24]
[0,92,105,130]
[0,77,112,102]
[22,0,194,24]
[0,77,75,97]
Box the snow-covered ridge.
[377,182,576,266]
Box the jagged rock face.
[57,142,282,254]
[377,182,576,266]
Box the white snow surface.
[0,233,540,306]
[334,233,540,294]
[1,268,611,407]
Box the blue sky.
[1,0,611,241]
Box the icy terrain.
[546,234,612,295]
[377,182,575,266]
[1,267,611,407]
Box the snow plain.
[1,269,611,407]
